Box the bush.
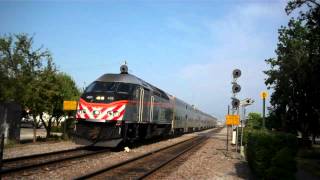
[266,148,297,179]
[246,113,263,129]
[243,127,254,146]
[246,130,297,179]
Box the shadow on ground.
[234,161,256,179]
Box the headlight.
[106,111,119,117]
[113,111,119,117]
[107,111,113,116]
[93,110,100,115]
[79,109,86,114]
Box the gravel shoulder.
[161,127,251,179]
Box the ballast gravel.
[149,127,251,179]
[3,141,83,159]
[3,128,250,179]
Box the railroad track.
[0,146,110,175]
[75,128,222,180]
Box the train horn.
[120,64,128,74]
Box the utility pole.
[263,98,265,127]
[227,105,229,151]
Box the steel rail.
[74,136,200,180]
[138,127,223,179]
[0,147,109,175]
[74,128,222,180]
[2,146,88,163]
[136,136,208,179]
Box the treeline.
[243,0,320,178]
[265,0,320,142]
[0,34,80,142]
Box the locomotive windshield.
[82,81,138,103]
[85,82,118,93]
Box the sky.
[0,0,295,121]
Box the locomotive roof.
[97,73,146,86]
[96,73,170,98]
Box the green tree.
[0,34,51,103]
[0,34,80,141]
[0,34,52,142]
[51,73,80,127]
[264,0,320,142]
[246,113,263,129]
[39,72,80,138]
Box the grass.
[4,139,18,148]
[36,134,63,141]
[297,145,320,177]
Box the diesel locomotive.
[74,64,217,147]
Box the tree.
[264,0,320,142]
[0,34,80,141]
[0,34,52,142]
[39,72,80,138]
[246,113,263,129]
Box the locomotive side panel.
[151,91,172,125]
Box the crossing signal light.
[232,69,241,79]
[232,98,240,108]
[232,83,241,93]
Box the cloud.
[170,2,287,120]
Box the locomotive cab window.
[116,83,137,100]
[82,82,139,102]
[117,83,131,94]
[85,81,117,93]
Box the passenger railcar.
[74,64,217,147]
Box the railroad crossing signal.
[232,69,241,79]
[260,91,268,99]
[232,83,241,93]
[227,69,242,152]
[231,98,240,108]
[225,115,240,125]
[63,101,77,111]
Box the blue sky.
[0,0,294,121]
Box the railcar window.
[85,82,117,93]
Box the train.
[74,64,217,147]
